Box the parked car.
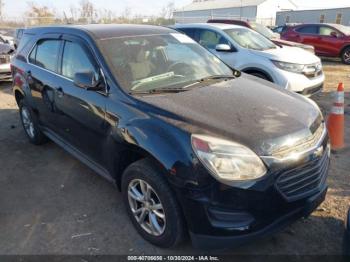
[208,19,315,53]
[14,28,25,49]
[0,43,15,80]
[282,23,350,64]
[12,24,330,249]
[344,208,350,255]
[0,34,15,47]
[272,24,300,35]
[174,23,324,96]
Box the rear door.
[26,36,64,130]
[52,35,108,166]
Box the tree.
[160,2,175,19]
[78,0,95,23]
[0,0,4,18]
[26,1,55,25]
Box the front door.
[53,36,108,166]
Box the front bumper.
[190,187,327,249]
[273,67,325,94]
[175,139,330,249]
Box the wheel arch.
[340,44,350,56]
[14,88,25,106]
[241,67,274,82]
[109,121,192,191]
[113,146,164,191]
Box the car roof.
[295,23,342,27]
[174,23,246,30]
[23,24,175,40]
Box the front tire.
[19,100,48,145]
[122,159,185,248]
[341,47,350,65]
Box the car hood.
[249,46,320,64]
[272,38,312,48]
[136,74,322,156]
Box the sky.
[2,0,350,18]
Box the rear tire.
[341,46,350,65]
[19,100,48,145]
[122,158,185,248]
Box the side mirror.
[74,71,104,91]
[330,31,338,38]
[215,44,232,52]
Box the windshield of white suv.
[99,33,234,93]
[249,22,275,39]
[224,28,277,51]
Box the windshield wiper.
[199,75,237,82]
[129,87,190,95]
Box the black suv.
[12,24,330,249]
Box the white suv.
[174,23,324,96]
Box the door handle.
[56,87,64,98]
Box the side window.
[296,26,318,34]
[32,40,61,72]
[61,41,98,80]
[319,26,341,37]
[179,28,195,39]
[198,29,229,49]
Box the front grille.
[0,54,11,64]
[276,150,329,202]
[272,123,325,159]
[298,84,323,96]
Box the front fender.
[117,115,197,187]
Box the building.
[276,7,350,26]
[173,0,297,26]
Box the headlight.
[191,135,267,182]
[272,60,305,73]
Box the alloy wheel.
[127,179,166,236]
[344,50,350,64]
[21,107,35,139]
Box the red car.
[208,19,315,53]
[282,23,350,64]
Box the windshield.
[249,22,276,39]
[332,24,350,35]
[224,28,277,51]
[99,33,233,93]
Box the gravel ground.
[0,61,349,255]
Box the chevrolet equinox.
[12,25,330,249]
